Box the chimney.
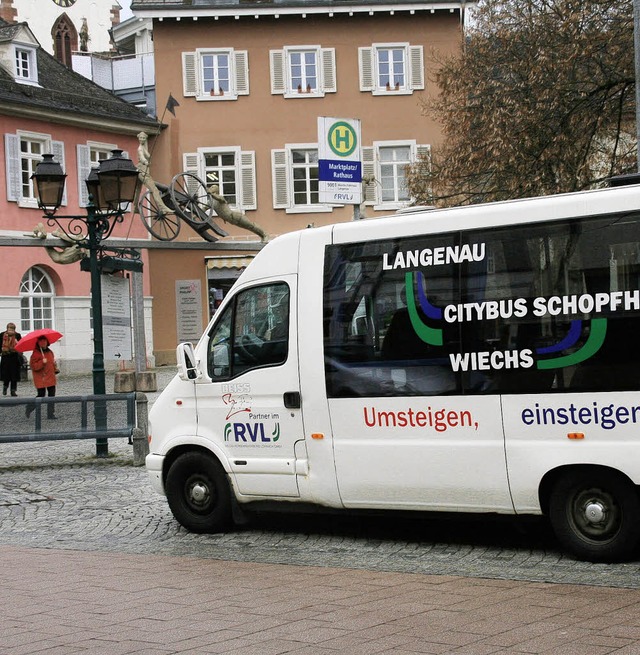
[0,0,17,24]
[111,3,121,27]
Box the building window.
[202,52,230,96]
[20,267,55,333]
[361,141,430,210]
[183,148,257,211]
[5,132,64,208]
[379,145,411,203]
[358,43,424,96]
[76,142,117,206]
[15,49,30,78]
[205,152,237,205]
[377,47,405,91]
[292,149,319,206]
[182,48,249,101]
[13,45,38,85]
[90,146,112,165]
[52,14,78,68]
[290,50,317,93]
[271,145,333,214]
[270,47,336,97]
[19,137,44,201]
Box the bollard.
[133,392,149,466]
[132,427,148,466]
[135,370,157,392]
[114,371,136,393]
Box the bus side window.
[208,283,290,380]
[208,304,233,380]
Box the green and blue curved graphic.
[405,272,443,346]
[535,318,607,369]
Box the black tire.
[549,469,640,562]
[165,452,232,533]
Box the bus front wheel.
[549,469,640,562]
[165,452,231,533]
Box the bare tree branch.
[407,0,635,207]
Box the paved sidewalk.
[3,545,640,655]
[3,367,640,654]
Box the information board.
[176,279,203,343]
[102,274,132,361]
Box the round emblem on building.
[52,0,77,6]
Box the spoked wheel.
[138,190,181,241]
[165,452,232,533]
[549,469,640,562]
[170,173,214,225]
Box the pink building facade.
[0,18,159,373]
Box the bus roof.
[329,183,640,245]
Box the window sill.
[285,205,333,214]
[18,198,40,209]
[283,91,324,99]
[371,89,413,96]
[196,94,239,101]
[14,78,41,87]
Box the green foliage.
[407,0,635,206]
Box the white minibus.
[147,179,640,562]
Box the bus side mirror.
[177,342,201,381]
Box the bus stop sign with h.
[318,117,362,206]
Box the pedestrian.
[26,336,58,419]
[0,322,22,397]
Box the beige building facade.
[131,0,471,364]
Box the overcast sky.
[120,0,133,20]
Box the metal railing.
[0,393,149,465]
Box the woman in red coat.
[26,336,58,419]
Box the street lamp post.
[31,150,140,457]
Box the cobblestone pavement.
[1,367,640,592]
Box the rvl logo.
[225,422,281,443]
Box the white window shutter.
[358,47,374,91]
[234,50,249,96]
[321,48,336,93]
[182,52,198,97]
[77,144,91,207]
[271,149,289,209]
[240,150,257,210]
[270,50,285,95]
[51,140,67,206]
[183,152,200,177]
[362,146,376,205]
[409,46,424,90]
[4,133,20,202]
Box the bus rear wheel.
[165,452,231,533]
[549,469,640,562]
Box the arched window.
[52,14,78,68]
[20,267,55,332]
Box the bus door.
[197,276,304,498]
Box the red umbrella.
[15,328,63,353]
